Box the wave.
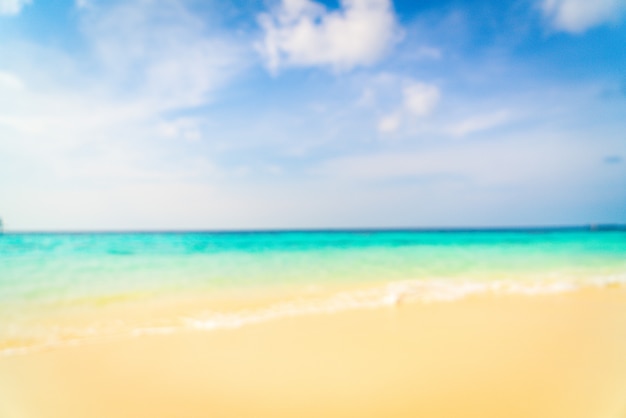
[2,275,625,357]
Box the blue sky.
[0,0,625,230]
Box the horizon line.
[1,224,625,234]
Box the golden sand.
[1,287,625,418]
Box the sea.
[1,228,625,355]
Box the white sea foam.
[1,276,625,357]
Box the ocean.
[1,228,625,355]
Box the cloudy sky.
[0,0,624,230]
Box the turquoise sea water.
[1,229,625,353]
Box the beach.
[1,230,625,417]
[5,0,625,414]
[1,284,625,418]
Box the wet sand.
[1,287,625,418]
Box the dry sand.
[1,287,625,418]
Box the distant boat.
[589,223,626,231]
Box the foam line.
[1,277,624,357]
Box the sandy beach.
[3,0,625,414]
[1,286,625,418]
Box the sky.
[0,0,625,230]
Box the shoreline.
[1,286,626,418]
[1,276,624,357]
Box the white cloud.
[0,71,24,90]
[377,112,401,133]
[317,134,601,187]
[257,0,401,72]
[541,0,626,33]
[448,110,513,137]
[0,0,245,141]
[0,0,31,16]
[403,82,440,117]
[0,0,247,229]
[75,0,91,9]
[156,118,203,142]
[83,0,243,110]
[375,79,441,133]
